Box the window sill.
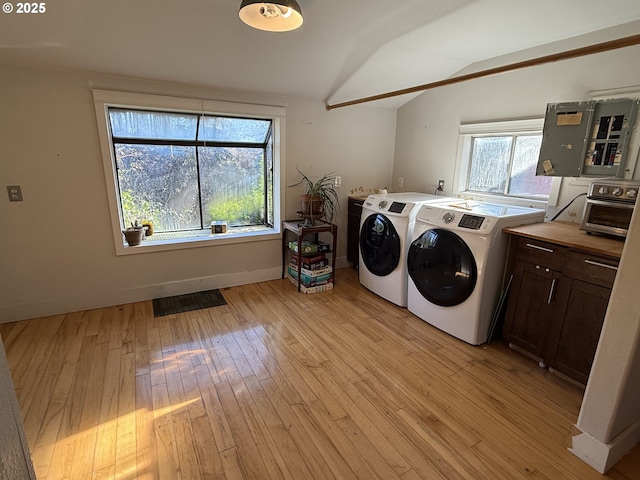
[116,225,279,255]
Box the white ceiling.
[1,0,640,108]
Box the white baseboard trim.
[568,418,640,473]
[1,257,352,324]
[0,266,282,324]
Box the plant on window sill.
[122,220,147,246]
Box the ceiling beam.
[325,33,640,111]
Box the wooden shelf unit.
[281,219,338,292]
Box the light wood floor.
[2,267,639,480]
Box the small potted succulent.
[289,168,339,225]
[122,220,147,246]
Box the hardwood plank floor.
[1,267,639,479]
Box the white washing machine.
[359,192,453,307]
[406,200,546,345]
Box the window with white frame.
[455,118,559,206]
[93,90,285,254]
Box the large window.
[455,119,559,206]
[94,90,285,254]
[110,109,272,231]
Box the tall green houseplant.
[289,168,339,225]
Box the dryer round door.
[408,228,477,306]
[360,213,401,276]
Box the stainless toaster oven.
[580,180,640,238]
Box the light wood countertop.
[348,194,370,201]
[503,220,625,259]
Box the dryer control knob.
[442,212,455,224]
[378,200,388,209]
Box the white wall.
[393,45,640,218]
[393,43,640,472]
[0,64,396,322]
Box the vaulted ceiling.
[1,0,640,108]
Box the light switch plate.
[7,185,23,202]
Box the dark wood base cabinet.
[502,237,618,385]
[347,196,365,267]
[504,259,563,361]
[550,278,611,384]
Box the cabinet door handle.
[584,259,618,271]
[547,278,557,304]
[526,243,554,253]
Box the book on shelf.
[290,253,329,270]
[288,263,333,278]
[288,240,318,254]
[316,241,330,253]
[287,274,334,294]
[287,266,332,287]
[288,240,331,254]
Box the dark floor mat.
[152,289,226,317]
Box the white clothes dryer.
[359,192,453,307]
[406,200,545,345]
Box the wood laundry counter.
[503,220,625,259]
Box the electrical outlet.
[334,176,342,187]
[397,177,404,188]
[438,179,445,190]
[7,185,23,202]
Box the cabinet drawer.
[564,251,619,288]
[516,238,566,271]
[348,197,365,215]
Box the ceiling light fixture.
[239,1,303,32]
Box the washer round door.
[360,214,401,276]
[408,228,477,306]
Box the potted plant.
[289,168,339,225]
[122,220,147,246]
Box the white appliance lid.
[383,192,440,203]
[365,192,444,204]
[442,201,545,218]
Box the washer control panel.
[364,197,416,216]
[459,214,485,230]
[417,205,499,234]
[388,202,407,213]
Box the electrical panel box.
[583,99,638,177]
[537,98,638,178]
